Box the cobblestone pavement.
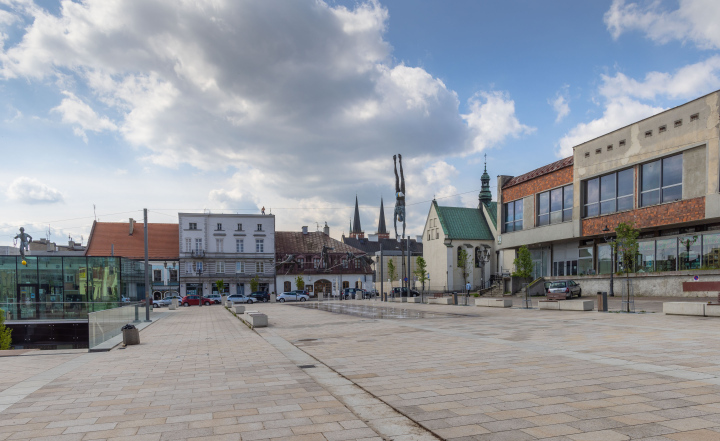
[2,298,720,440]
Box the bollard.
[134,304,140,323]
[597,291,608,312]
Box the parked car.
[392,287,420,297]
[227,294,253,304]
[277,291,309,302]
[342,287,364,299]
[158,294,183,307]
[204,294,223,304]
[181,295,212,306]
[139,298,161,308]
[547,280,582,299]
[248,291,270,302]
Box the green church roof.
[434,201,494,241]
[485,202,497,229]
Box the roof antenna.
[93,204,97,222]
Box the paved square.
[2,298,720,440]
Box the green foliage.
[295,275,305,290]
[249,276,260,293]
[215,279,225,294]
[613,222,640,276]
[0,311,12,350]
[512,246,533,280]
[457,248,471,285]
[387,259,397,283]
[413,257,428,291]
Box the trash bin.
[122,324,140,346]
[597,291,608,312]
[452,292,458,305]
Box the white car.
[227,294,254,304]
[277,292,309,302]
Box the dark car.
[181,295,212,306]
[547,280,582,299]
[342,287,364,299]
[392,287,420,297]
[248,291,270,303]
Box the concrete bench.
[233,305,245,314]
[244,310,259,315]
[475,298,512,308]
[392,297,407,303]
[247,313,268,328]
[539,300,594,311]
[406,297,422,303]
[428,297,452,305]
[663,302,708,316]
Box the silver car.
[277,292,309,302]
[227,294,253,304]
[547,280,582,299]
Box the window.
[256,262,263,273]
[690,113,699,122]
[236,239,243,253]
[656,238,677,271]
[584,152,590,158]
[235,262,245,273]
[619,139,626,147]
[313,258,320,269]
[196,261,203,272]
[675,119,683,128]
[607,144,613,151]
[185,262,192,274]
[598,244,613,274]
[256,223,263,231]
[216,223,223,231]
[679,236,701,270]
[595,148,601,154]
[189,223,197,230]
[537,184,572,225]
[342,259,348,268]
[578,248,593,275]
[284,281,291,292]
[583,169,633,217]
[255,239,264,253]
[195,238,202,251]
[659,125,667,133]
[169,269,177,282]
[216,261,225,273]
[185,238,191,252]
[638,241,655,272]
[703,234,720,269]
[503,199,523,232]
[216,239,224,253]
[428,231,431,241]
[153,270,162,282]
[640,154,682,207]
[435,229,439,239]
[645,130,652,138]
[237,223,242,231]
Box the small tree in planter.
[512,245,533,307]
[613,222,639,312]
[249,276,260,293]
[0,311,12,350]
[295,275,305,291]
[413,256,429,295]
[457,248,472,292]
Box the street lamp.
[602,226,615,297]
[196,263,204,307]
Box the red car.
[181,295,212,306]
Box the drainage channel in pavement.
[289,301,471,320]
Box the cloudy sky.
[1,0,719,247]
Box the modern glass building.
[0,255,146,321]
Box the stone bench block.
[428,297,452,305]
[538,301,560,310]
[663,302,706,316]
[559,300,594,311]
[475,298,512,308]
[406,297,422,303]
[705,304,720,317]
[392,297,407,303]
[248,313,268,328]
[245,310,259,315]
[233,305,245,314]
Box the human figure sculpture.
[393,154,406,240]
[321,245,334,271]
[14,227,32,261]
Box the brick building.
[497,90,720,295]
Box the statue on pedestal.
[14,227,32,264]
[393,154,406,240]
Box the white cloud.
[6,177,64,204]
[462,91,535,153]
[605,0,720,50]
[550,89,570,123]
[51,91,117,142]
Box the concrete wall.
[500,221,575,250]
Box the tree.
[0,311,12,350]
[387,259,397,287]
[414,256,429,293]
[512,246,533,303]
[249,276,260,293]
[457,248,472,290]
[613,222,639,312]
[295,275,305,290]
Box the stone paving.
[2,298,720,440]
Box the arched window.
[475,247,482,268]
[284,281,291,292]
[457,246,463,265]
[355,281,361,288]
[342,281,349,289]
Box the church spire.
[377,197,389,239]
[479,153,492,207]
[350,195,365,239]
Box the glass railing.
[0,301,129,321]
[88,304,141,349]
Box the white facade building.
[178,213,276,296]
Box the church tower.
[349,196,365,239]
[479,154,492,207]
[376,198,390,239]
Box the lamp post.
[602,226,615,297]
[444,237,453,293]
[477,246,491,289]
[196,263,204,307]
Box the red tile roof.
[502,156,574,189]
[85,221,179,260]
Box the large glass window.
[538,185,572,226]
[504,199,523,232]
[637,241,655,272]
[597,244,613,274]
[679,236,701,270]
[703,234,720,269]
[641,154,682,207]
[655,238,677,271]
[584,169,633,217]
[578,247,593,275]
[0,257,17,318]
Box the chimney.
[129,218,135,235]
[46,241,54,252]
[302,226,308,235]
[416,235,423,243]
[68,240,75,248]
[323,222,329,236]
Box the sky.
[1,0,720,248]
